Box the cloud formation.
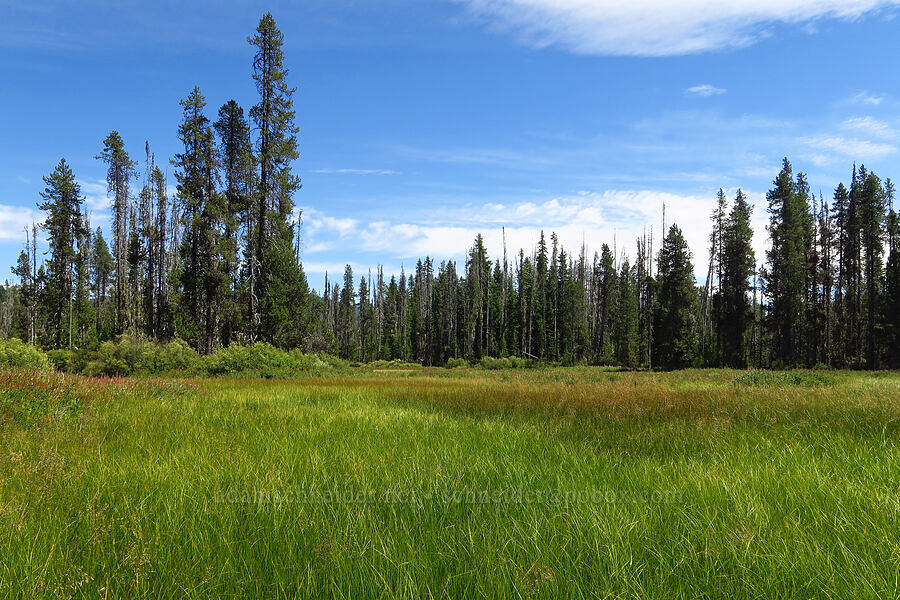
[804,135,898,165]
[850,90,887,105]
[0,204,41,242]
[686,84,727,97]
[460,0,899,56]
[300,188,770,284]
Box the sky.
[2,0,900,289]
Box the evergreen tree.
[719,190,755,367]
[73,219,95,347]
[96,131,136,333]
[857,169,887,368]
[38,159,85,349]
[215,99,253,347]
[249,13,309,346]
[593,244,616,363]
[831,182,851,366]
[703,188,728,364]
[763,159,813,366]
[10,247,35,344]
[613,258,639,368]
[91,228,115,340]
[337,264,356,360]
[653,225,699,370]
[884,195,900,367]
[172,87,225,353]
[358,275,375,362]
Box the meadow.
[1,366,899,598]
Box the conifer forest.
[3,14,900,371]
[5,9,900,600]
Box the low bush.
[82,336,200,377]
[369,359,423,370]
[734,369,834,388]
[0,338,51,370]
[478,356,537,370]
[811,362,835,371]
[45,349,73,371]
[446,357,469,369]
[203,342,293,375]
[202,343,349,377]
[479,357,512,370]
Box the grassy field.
[1,367,900,598]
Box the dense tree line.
[4,15,900,370]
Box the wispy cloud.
[685,84,726,98]
[0,204,41,242]
[803,135,898,163]
[842,116,897,138]
[460,0,900,56]
[78,178,110,212]
[850,90,887,105]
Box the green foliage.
[734,369,834,387]
[446,357,469,369]
[38,159,86,349]
[0,339,52,370]
[368,359,422,370]
[82,336,200,377]
[45,349,73,371]
[203,342,293,375]
[653,225,699,370]
[719,190,756,367]
[764,159,814,366]
[479,356,537,370]
[202,342,348,377]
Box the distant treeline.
[2,14,899,370]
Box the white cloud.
[842,116,896,138]
[802,135,898,162]
[299,189,772,282]
[0,204,41,242]
[460,0,899,56]
[304,208,359,240]
[78,178,110,212]
[850,90,887,105]
[686,84,726,97]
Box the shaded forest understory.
[3,13,900,370]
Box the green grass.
[2,367,900,598]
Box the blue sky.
[2,0,900,288]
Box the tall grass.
[1,368,899,598]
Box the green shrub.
[203,342,293,375]
[369,359,423,370]
[46,349,73,371]
[202,343,349,376]
[811,362,835,371]
[477,356,538,370]
[507,357,538,369]
[446,357,469,369]
[480,357,512,370]
[82,336,200,377]
[0,338,51,370]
